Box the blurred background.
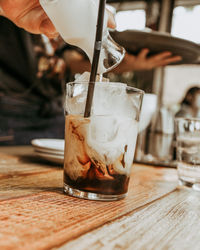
[1,0,200,160]
[107,0,200,108]
[105,0,200,165]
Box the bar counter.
[0,146,199,250]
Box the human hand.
[0,0,116,37]
[113,49,182,73]
[107,9,116,29]
[129,48,182,71]
[0,0,58,37]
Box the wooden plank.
[0,164,177,250]
[0,151,63,200]
[60,187,200,250]
[0,146,34,156]
[0,170,63,200]
[0,149,61,179]
[0,147,62,179]
[0,149,179,249]
[0,149,177,201]
[0,156,60,178]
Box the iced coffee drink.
[64,81,143,200]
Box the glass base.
[179,179,200,191]
[63,183,127,201]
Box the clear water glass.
[63,81,144,201]
[175,117,200,191]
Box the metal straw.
[84,0,106,118]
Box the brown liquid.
[64,164,129,195]
[64,114,130,195]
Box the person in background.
[176,87,200,118]
[0,17,67,145]
[0,1,182,145]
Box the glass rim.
[66,81,145,95]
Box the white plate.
[34,148,64,156]
[31,139,65,152]
[35,151,64,165]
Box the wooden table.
[0,146,200,250]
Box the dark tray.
[110,30,200,65]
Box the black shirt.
[0,17,65,145]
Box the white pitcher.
[39,0,125,73]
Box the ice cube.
[74,72,109,83]
[92,82,136,118]
[65,82,87,115]
[75,72,91,82]
[66,73,138,119]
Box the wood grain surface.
[61,187,200,250]
[0,150,63,200]
[0,147,179,250]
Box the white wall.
[163,65,200,106]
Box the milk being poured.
[40,0,109,73]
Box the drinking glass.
[39,0,125,73]
[175,117,200,191]
[63,81,144,201]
